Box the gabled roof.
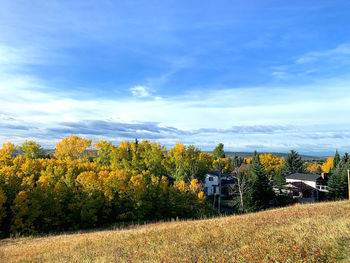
[286,173,321,182]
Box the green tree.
[94,140,115,166]
[274,171,286,194]
[333,150,341,170]
[245,151,274,212]
[327,154,349,200]
[342,152,350,165]
[327,164,349,200]
[282,150,304,175]
[0,187,7,231]
[231,156,245,169]
[213,143,225,159]
[18,140,45,159]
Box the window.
[209,177,213,181]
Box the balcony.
[316,185,328,192]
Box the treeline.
[0,136,348,236]
[0,136,215,236]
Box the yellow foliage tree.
[0,142,15,167]
[259,153,284,179]
[11,190,41,234]
[174,180,188,192]
[189,179,200,193]
[213,158,232,174]
[95,140,115,166]
[54,135,92,160]
[17,140,44,159]
[322,157,334,173]
[307,162,322,173]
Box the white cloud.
[1,72,350,154]
[271,71,290,79]
[296,43,350,64]
[130,85,151,97]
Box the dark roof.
[222,179,235,186]
[288,181,315,191]
[207,171,230,177]
[286,173,321,182]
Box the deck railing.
[316,185,328,192]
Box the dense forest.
[0,136,349,237]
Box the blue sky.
[1,0,350,155]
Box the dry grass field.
[1,201,350,263]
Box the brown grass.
[1,201,350,262]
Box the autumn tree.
[322,157,333,173]
[0,138,219,236]
[75,171,104,228]
[259,153,284,180]
[17,140,45,159]
[213,157,232,174]
[167,143,212,183]
[54,136,92,160]
[307,162,323,173]
[0,142,15,167]
[10,191,41,234]
[95,140,115,166]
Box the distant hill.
[1,201,350,262]
[14,149,328,161]
[222,151,328,161]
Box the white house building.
[285,173,328,203]
[204,171,234,196]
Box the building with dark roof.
[286,172,329,203]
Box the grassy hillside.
[1,201,350,263]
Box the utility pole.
[218,157,222,213]
[348,170,350,200]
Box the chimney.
[321,172,328,180]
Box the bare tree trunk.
[230,171,248,213]
[213,193,216,209]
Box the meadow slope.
[1,201,350,263]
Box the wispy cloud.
[1,0,350,155]
[296,43,350,64]
[270,43,350,81]
[130,86,151,97]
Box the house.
[204,171,235,197]
[286,172,329,203]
